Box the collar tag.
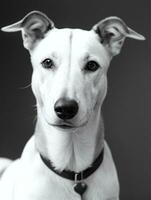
[73,172,88,197]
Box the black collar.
[40,148,104,181]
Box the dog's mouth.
[51,123,76,129]
[49,120,88,130]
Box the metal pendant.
[73,182,87,196]
[73,173,88,197]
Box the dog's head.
[2,11,145,131]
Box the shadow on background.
[0,0,150,199]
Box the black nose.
[54,98,79,120]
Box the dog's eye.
[41,58,54,69]
[84,61,100,72]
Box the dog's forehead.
[31,28,110,65]
[47,28,98,43]
[36,28,101,50]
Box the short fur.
[0,11,145,200]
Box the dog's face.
[2,11,145,130]
[31,28,109,128]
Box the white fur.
[1,12,144,199]
[0,27,119,200]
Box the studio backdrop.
[0,0,150,199]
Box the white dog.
[0,11,145,200]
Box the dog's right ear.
[1,11,54,50]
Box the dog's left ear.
[1,11,54,50]
[92,17,145,56]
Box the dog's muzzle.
[54,98,79,120]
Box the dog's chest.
[14,165,110,200]
[11,138,118,200]
[15,179,104,200]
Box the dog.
[0,11,145,200]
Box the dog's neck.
[35,110,104,172]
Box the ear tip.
[1,26,10,32]
[1,20,23,33]
[1,27,5,32]
[140,35,146,40]
[1,26,20,32]
[129,33,146,41]
[127,34,146,41]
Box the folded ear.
[1,11,54,50]
[92,17,145,56]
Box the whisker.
[33,115,37,125]
[32,104,37,111]
[19,83,31,90]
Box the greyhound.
[0,11,145,200]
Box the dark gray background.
[0,0,150,199]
